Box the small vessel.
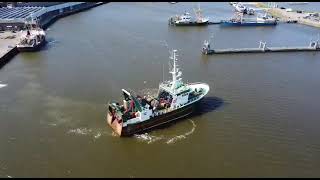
[169,2,178,4]
[169,4,209,26]
[220,12,277,26]
[107,49,210,137]
[16,18,46,52]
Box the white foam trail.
[67,128,92,135]
[133,120,196,144]
[94,132,101,139]
[67,128,113,139]
[134,133,164,144]
[166,120,196,144]
[48,40,57,44]
[7,175,12,178]
[0,84,7,89]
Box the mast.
[170,49,177,92]
[169,49,182,93]
[193,3,202,22]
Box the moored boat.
[168,4,209,26]
[107,49,210,137]
[220,12,277,26]
[16,18,46,52]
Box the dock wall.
[0,2,107,69]
[0,46,18,69]
[37,2,107,29]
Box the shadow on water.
[192,96,224,117]
[135,96,225,134]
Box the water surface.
[0,2,320,178]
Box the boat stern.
[107,104,123,136]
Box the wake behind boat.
[107,49,210,137]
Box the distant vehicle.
[235,3,246,13]
[280,7,286,9]
[288,2,308,5]
[229,2,237,6]
[246,8,255,15]
[286,8,293,12]
[287,20,298,23]
[296,10,303,13]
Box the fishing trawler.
[220,12,277,26]
[107,49,210,137]
[16,18,46,52]
[168,4,209,26]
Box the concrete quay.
[254,2,320,28]
[0,2,107,69]
[0,31,20,68]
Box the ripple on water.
[67,127,113,139]
[133,119,196,145]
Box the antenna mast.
[170,49,178,92]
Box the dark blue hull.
[220,21,277,27]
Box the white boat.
[246,8,255,15]
[16,18,46,52]
[107,49,210,136]
[169,4,209,26]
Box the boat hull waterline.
[220,21,277,26]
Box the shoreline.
[0,2,106,69]
[253,2,320,28]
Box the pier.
[202,38,320,55]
